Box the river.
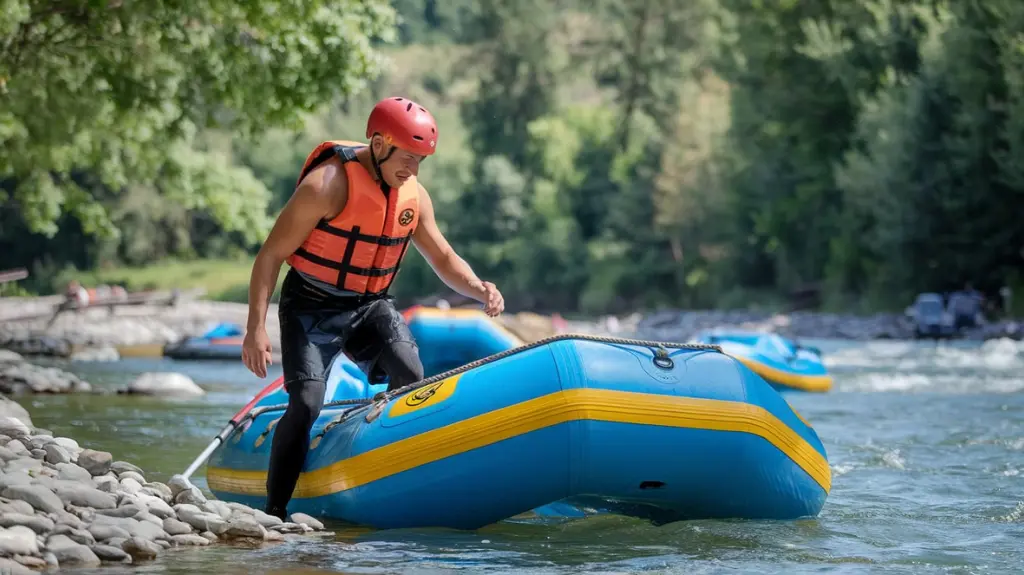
[21,338,1024,574]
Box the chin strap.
[370,136,396,185]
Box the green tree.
[0,0,396,238]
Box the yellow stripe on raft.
[207,389,831,498]
[731,355,833,393]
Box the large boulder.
[121,373,205,397]
[0,397,32,428]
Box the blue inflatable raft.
[690,329,833,393]
[163,323,245,361]
[205,308,830,529]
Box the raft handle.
[652,346,674,370]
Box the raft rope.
[235,333,723,441]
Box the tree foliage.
[3,0,1022,315]
[0,0,395,238]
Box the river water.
[22,338,1024,574]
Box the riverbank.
[631,308,1022,342]
[0,398,328,572]
[0,297,1020,363]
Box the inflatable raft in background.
[690,329,833,393]
[205,307,830,529]
[163,322,245,361]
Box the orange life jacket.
[285,140,420,295]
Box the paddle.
[179,376,285,484]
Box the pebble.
[290,512,325,531]
[78,449,112,475]
[1,485,63,514]
[110,461,143,476]
[13,554,46,568]
[122,536,160,560]
[224,515,264,539]
[0,418,30,438]
[44,443,71,465]
[0,525,37,555]
[5,440,28,457]
[55,484,118,509]
[88,523,131,542]
[56,462,93,482]
[120,477,143,494]
[0,402,330,570]
[170,533,210,546]
[118,470,145,484]
[90,543,132,563]
[0,557,33,575]
[174,486,207,506]
[162,517,193,536]
[143,482,172,502]
[0,512,54,533]
[52,524,95,545]
[0,500,34,516]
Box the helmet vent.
[412,135,424,141]
[406,102,413,112]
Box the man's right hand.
[242,328,273,378]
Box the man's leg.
[377,339,425,391]
[264,296,341,520]
[346,299,425,392]
[264,377,326,519]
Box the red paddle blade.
[230,376,284,423]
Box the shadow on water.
[17,339,1024,574]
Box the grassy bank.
[55,258,273,303]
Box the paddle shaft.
[181,376,285,481]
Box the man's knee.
[285,378,327,426]
[385,341,424,389]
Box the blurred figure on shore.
[948,282,985,330]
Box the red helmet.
[366,97,438,156]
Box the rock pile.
[0,298,281,359]
[0,352,91,395]
[0,416,327,572]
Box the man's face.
[373,136,425,188]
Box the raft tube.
[163,323,245,361]
[206,309,830,529]
[690,329,833,393]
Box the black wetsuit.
[264,268,424,519]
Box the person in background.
[948,282,985,331]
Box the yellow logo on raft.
[388,374,462,418]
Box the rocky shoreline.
[0,298,1020,364]
[629,309,1022,342]
[0,297,278,359]
[0,351,204,398]
[0,406,328,573]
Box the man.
[241,96,505,520]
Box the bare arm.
[411,185,489,302]
[246,167,342,331]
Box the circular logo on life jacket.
[399,209,415,226]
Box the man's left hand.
[479,281,505,317]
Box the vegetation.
[2,0,1022,316]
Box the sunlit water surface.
[22,338,1024,574]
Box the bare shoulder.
[416,181,435,214]
[298,156,349,218]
